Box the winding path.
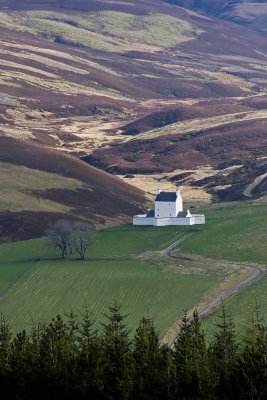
[243,172,267,198]
[160,234,262,344]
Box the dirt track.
[243,172,267,198]
[161,234,262,346]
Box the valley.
[0,0,267,243]
[0,0,267,355]
[0,201,266,344]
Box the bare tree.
[46,220,73,259]
[71,223,93,260]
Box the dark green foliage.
[132,317,161,399]
[0,305,267,399]
[102,301,132,400]
[235,305,267,399]
[210,305,238,399]
[174,311,210,399]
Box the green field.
[0,225,220,337]
[1,201,267,338]
[202,275,267,339]
[176,201,267,335]
[177,202,267,264]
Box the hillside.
[0,136,145,242]
[167,0,267,34]
[0,0,267,240]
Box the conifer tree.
[76,305,103,398]
[9,330,32,398]
[235,306,267,399]
[39,315,75,399]
[210,305,238,399]
[158,344,176,400]
[102,301,132,400]
[0,314,12,399]
[132,317,161,399]
[0,314,12,374]
[174,310,210,399]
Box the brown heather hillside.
[167,0,267,35]
[0,136,145,242]
[0,0,267,240]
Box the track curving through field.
[160,233,262,345]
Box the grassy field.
[175,201,267,336]
[177,202,267,264]
[1,201,267,337]
[0,225,221,336]
[202,275,267,339]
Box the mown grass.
[0,258,218,337]
[1,201,266,336]
[0,226,220,336]
[0,162,82,213]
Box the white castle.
[133,189,205,226]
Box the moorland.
[0,0,267,241]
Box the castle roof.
[155,191,177,202]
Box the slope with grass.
[0,201,266,338]
[202,274,267,338]
[0,226,222,336]
[168,200,267,337]
[0,136,146,242]
[175,202,267,264]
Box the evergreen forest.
[0,303,266,400]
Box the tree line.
[0,303,266,400]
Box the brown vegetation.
[0,0,267,236]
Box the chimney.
[176,190,181,196]
[186,209,192,217]
[156,189,161,194]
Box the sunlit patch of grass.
[0,162,83,213]
[131,110,267,141]
[0,10,202,52]
[177,201,267,264]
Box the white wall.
[133,216,155,225]
[191,215,205,225]
[133,214,205,226]
[155,201,177,218]
[155,218,188,226]
[155,191,183,218]
[175,190,183,215]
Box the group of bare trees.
[46,220,93,260]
